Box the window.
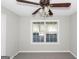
[32,20,59,44]
[46,22,58,42]
[32,22,44,42]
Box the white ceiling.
[1,0,77,16]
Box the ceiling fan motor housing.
[40,0,50,6]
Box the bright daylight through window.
[32,20,58,43]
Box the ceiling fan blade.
[32,8,41,15]
[50,3,71,7]
[16,0,40,5]
[49,9,53,15]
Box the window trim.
[31,20,59,44]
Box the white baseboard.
[10,52,19,59]
[19,51,70,53]
[70,51,77,58]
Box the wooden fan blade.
[32,8,41,15]
[49,9,53,15]
[16,0,40,5]
[50,3,71,7]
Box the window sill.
[31,42,59,45]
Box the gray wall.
[1,11,6,56]
[19,16,70,52]
[70,13,77,57]
[1,7,19,57]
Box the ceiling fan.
[16,0,71,16]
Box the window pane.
[46,22,57,33]
[33,32,40,42]
[33,33,44,42]
[40,24,45,32]
[39,33,44,42]
[32,23,39,32]
[46,34,57,42]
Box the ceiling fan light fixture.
[44,6,50,16]
[44,6,49,14]
[39,6,50,17]
[39,9,45,17]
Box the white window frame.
[31,20,59,44]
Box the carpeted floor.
[13,52,76,59]
[1,56,10,59]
